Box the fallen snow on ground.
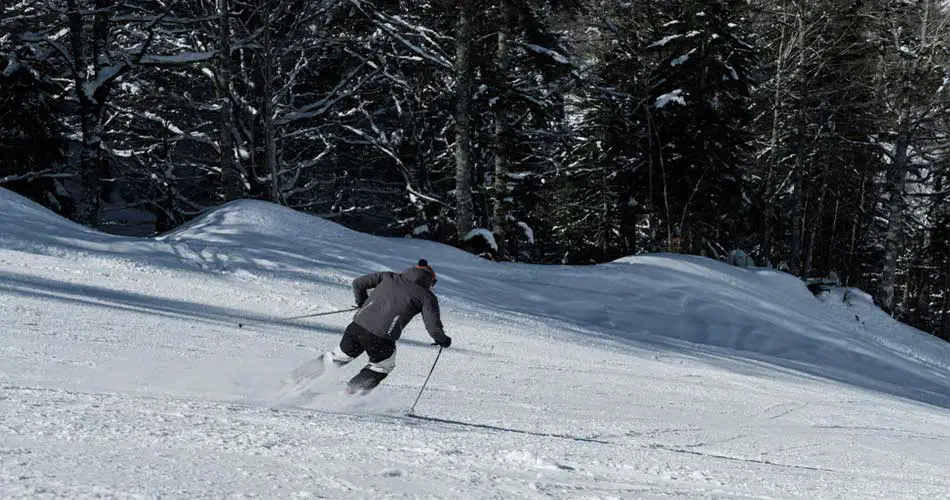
[1,189,948,499]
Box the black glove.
[435,336,452,348]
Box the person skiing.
[323,259,451,394]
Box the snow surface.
[656,89,687,108]
[139,51,217,65]
[648,34,682,49]
[464,228,499,251]
[523,44,570,65]
[1,187,948,499]
[517,221,535,244]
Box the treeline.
[3,0,950,341]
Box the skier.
[323,259,451,394]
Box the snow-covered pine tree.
[549,0,651,262]
[868,0,950,315]
[642,0,756,255]
[486,0,578,260]
[346,0,576,259]
[0,39,67,214]
[924,169,950,339]
[747,0,880,281]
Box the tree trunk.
[262,12,279,203]
[789,12,807,276]
[846,166,868,282]
[216,0,239,202]
[491,0,514,258]
[763,0,790,267]
[789,128,805,275]
[944,260,950,340]
[602,168,610,258]
[91,0,116,205]
[66,0,104,226]
[804,165,828,276]
[454,0,476,239]
[881,135,909,314]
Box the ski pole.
[237,307,358,328]
[408,346,443,416]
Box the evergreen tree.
[0,51,68,214]
[869,0,950,314]
[548,0,651,263]
[641,0,757,255]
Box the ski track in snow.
[1,190,948,499]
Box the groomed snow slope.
[1,188,948,499]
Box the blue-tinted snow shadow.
[0,270,482,358]
[0,270,341,337]
[447,259,950,411]
[0,202,386,289]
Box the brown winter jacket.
[351,267,448,344]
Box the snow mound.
[157,199,355,242]
[0,188,103,246]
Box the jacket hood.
[401,266,435,288]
